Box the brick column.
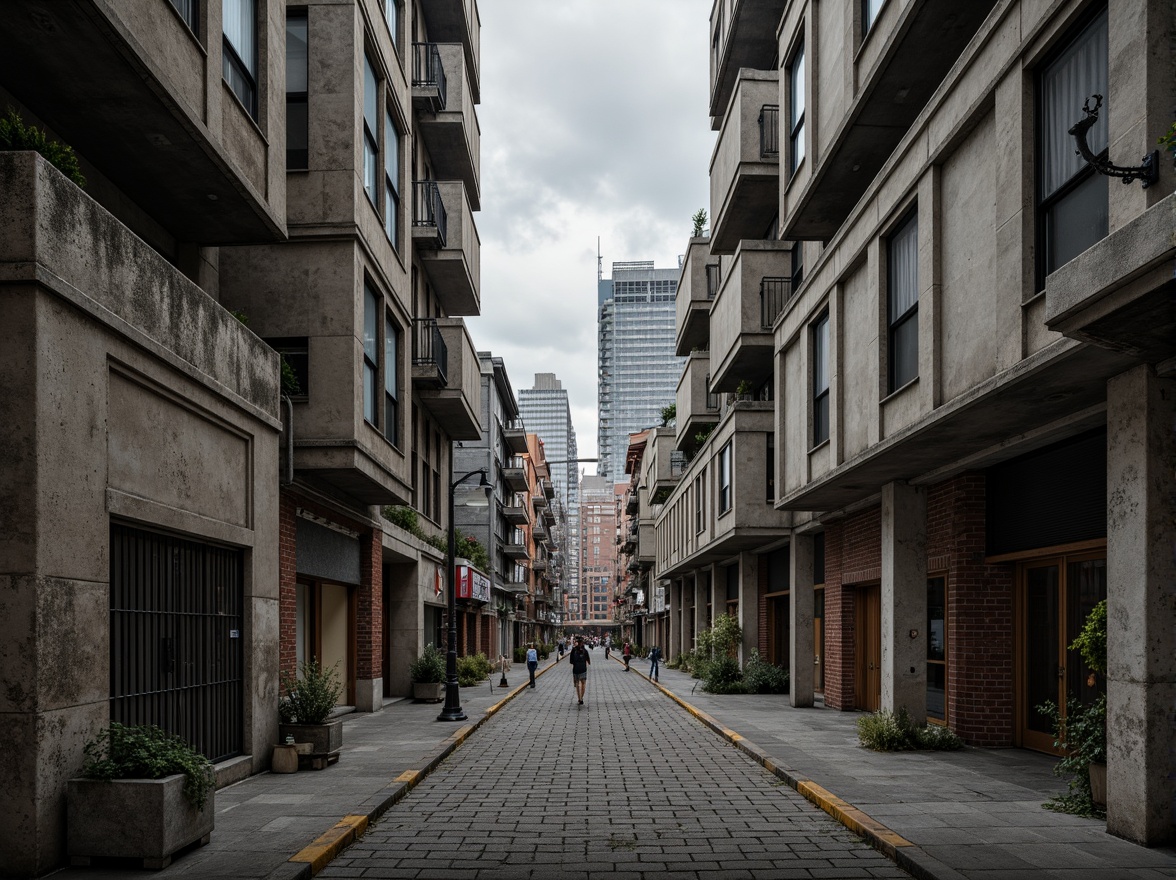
[278,492,299,684]
[354,526,383,712]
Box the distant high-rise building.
[597,261,683,481]
[575,475,618,628]
[517,373,580,620]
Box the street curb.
[635,666,959,880]
[285,657,560,876]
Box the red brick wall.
[757,555,768,657]
[356,526,382,681]
[279,492,298,684]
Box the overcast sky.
[466,1,715,472]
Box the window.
[694,473,705,534]
[223,0,257,117]
[363,285,379,424]
[384,0,399,49]
[286,12,308,169]
[385,114,401,246]
[766,433,774,503]
[265,337,309,398]
[791,241,804,289]
[887,212,919,392]
[718,442,732,513]
[862,0,884,37]
[812,312,829,445]
[168,0,199,34]
[927,575,947,722]
[384,315,399,444]
[363,55,380,208]
[1038,9,1108,282]
[788,39,805,176]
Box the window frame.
[285,10,309,170]
[362,284,379,426]
[222,0,258,118]
[718,442,732,514]
[384,112,401,247]
[886,211,919,394]
[787,37,806,178]
[812,311,830,446]
[384,313,399,445]
[926,573,948,724]
[861,0,885,39]
[362,54,380,210]
[168,0,200,37]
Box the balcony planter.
[67,723,215,869]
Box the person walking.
[526,643,538,688]
[569,636,591,706]
[648,644,662,682]
[622,641,632,671]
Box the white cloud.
[467,0,715,467]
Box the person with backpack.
[622,641,632,671]
[648,644,662,682]
[526,643,538,688]
[569,636,591,706]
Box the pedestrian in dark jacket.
[622,641,632,671]
[648,645,662,682]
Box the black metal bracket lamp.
[1070,94,1158,189]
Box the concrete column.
[736,553,759,666]
[880,481,927,722]
[693,574,706,649]
[790,535,815,707]
[1105,366,1176,846]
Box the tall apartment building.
[573,475,619,629]
[597,261,684,481]
[517,373,579,626]
[0,0,488,872]
[654,0,1174,847]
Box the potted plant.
[67,722,214,868]
[278,658,344,768]
[409,643,446,702]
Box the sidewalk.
[60,651,1176,880]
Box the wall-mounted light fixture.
[1070,94,1158,189]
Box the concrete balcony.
[415,318,482,440]
[501,502,529,526]
[709,241,792,392]
[636,519,656,567]
[645,427,684,504]
[501,459,529,494]
[415,43,480,211]
[418,0,480,103]
[675,352,720,455]
[709,71,778,255]
[709,0,788,127]
[412,180,480,316]
[782,0,995,240]
[0,1,286,244]
[502,419,528,455]
[675,237,719,357]
[503,530,529,561]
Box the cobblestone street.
[320,655,912,879]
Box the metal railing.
[761,276,791,328]
[411,42,447,110]
[412,318,448,384]
[670,450,688,477]
[413,180,448,247]
[759,104,779,158]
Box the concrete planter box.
[413,681,444,703]
[278,720,343,757]
[67,775,213,869]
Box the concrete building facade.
[652,0,1175,848]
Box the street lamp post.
[438,465,492,722]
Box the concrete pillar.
[880,481,927,722]
[790,535,815,707]
[693,574,706,649]
[1105,366,1176,846]
[736,553,759,665]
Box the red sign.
[455,563,491,603]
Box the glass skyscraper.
[597,261,684,481]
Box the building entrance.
[854,584,881,712]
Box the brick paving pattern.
[320,653,912,879]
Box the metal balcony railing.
[761,276,791,328]
[412,42,447,110]
[412,318,448,384]
[759,104,779,158]
[670,451,688,478]
[413,180,448,247]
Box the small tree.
[691,208,708,237]
[659,403,676,427]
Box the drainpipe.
[281,394,294,487]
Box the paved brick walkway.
[319,655,911,879]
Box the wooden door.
[855,585,881,712]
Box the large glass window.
[169,0,199,34]
[384,315,399,444]
[384,0,399,50]
[718,442,732,514]
[862,0,884,37]
[788,40,805,176]
[927,575,947,722]
[887,212,919,392]
[385,115,401,246]
[285,12,308,169]
[812,312,829,445]
[363,55,380,208]
[223,0,257,117]
[363,285,379,424]
[1038,9,1108,281]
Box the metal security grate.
[109,524,244,763]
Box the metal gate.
[109,524,244,762]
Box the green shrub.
[1069,599,1107,675]
[857,708,914,751]
[82,723,214,810]
[743,650,790,694]
[702,656,744,694]
[912,723,964,751]
[454,531,489,572]
[280,658,343,725]
[409,644,445,684]
[0,107,86,186]
[457,653,489,687]
[1038,694,1106,817]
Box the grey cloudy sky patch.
[467,0,714,470]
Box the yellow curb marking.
[798,781,912,852]
[395,770,419,784]
[290,815,370,873]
